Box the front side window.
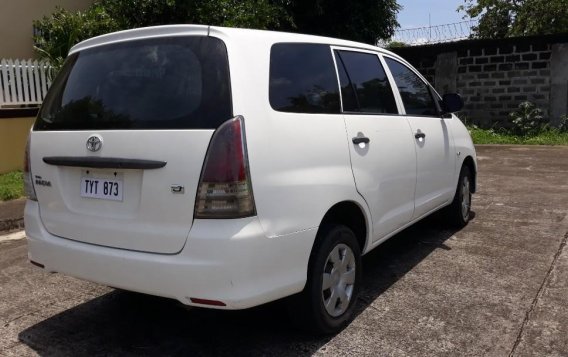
[269,43,340,114]
[384,57,438,117]
[334,50,397,114]
[36,36,232,130]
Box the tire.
[287,224,362,335]
[446,165,472,228]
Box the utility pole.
[429,13,432,42]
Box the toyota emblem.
[86,135,103,152]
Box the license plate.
[80,177,123,201]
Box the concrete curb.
[0,230,25,242]
[0,217,24,234]
[0,198,26,235]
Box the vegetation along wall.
[392,33,568,127]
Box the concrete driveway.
[1,145,567,356]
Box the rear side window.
[35,36,232,130]
[334,50,397,114]
[269,43,340,114]
[384,58,438,117]
[334,52,358,112]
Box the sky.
[396,0,468,29]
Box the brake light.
[23,134,37,201]
[194,116,255,218]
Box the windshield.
[35,36,232,130]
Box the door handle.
[414,132,426,139]
[352,136,370,144]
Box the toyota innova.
[24,25,477,334]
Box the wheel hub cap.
[322,243,356,317]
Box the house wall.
[0,116,35,174]
[0,0,94,59]
[392,34,568,127]
[0,0,93,173]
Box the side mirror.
[440,93,464,114]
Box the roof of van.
[69,24,400,59]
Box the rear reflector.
[30,260,44,268]
[23,134,37,201]
[194,116,255,218]
[189,297,227,306]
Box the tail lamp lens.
[194,116,255,218]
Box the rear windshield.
[35,36,232,131]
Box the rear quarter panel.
[215,29,371,242]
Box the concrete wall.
[392,34,568,127]
[0,0,94,59]
[0,117,35,174]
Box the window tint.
[36,36,232,131]
[385,58,438,117]
[334,52,358,112]
[335,50,397,114]
[269,43,340,114]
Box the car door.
[333,48,417,242]
[383,56,456,219]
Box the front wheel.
[287,224,362,335]
[446,165,473,228]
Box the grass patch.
[468,127,568,145]
[0,171,24,201]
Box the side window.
[269,43,340,114]
[334,50,398,114]
[384,58,438,117]
[334,52,358,112]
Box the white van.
[24,25,477,334]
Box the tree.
[195,0,290,29]
[33,5,120,70]
[34,0,400,69]
[280,0,400,44]
[386,41,409,49]
[33,0,291,68]
[459,0,568,39]
[98,0,290,30]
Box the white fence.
[0,59,52,109]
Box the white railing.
[0,59,52,108]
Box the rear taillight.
[194,116,255,218]
[23,134,37,201]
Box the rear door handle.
[414,132,426,139]
[352,136,370,144]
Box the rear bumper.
[25,200,315,309]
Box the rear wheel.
[446,165,472,228]
[287,224,362,335]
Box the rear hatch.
[30,35,232,254]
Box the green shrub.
[33,5,120,72]
[386,41,408,49]
[559,115,568,133]
[507,101,548,136]
[0,171,24,201]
